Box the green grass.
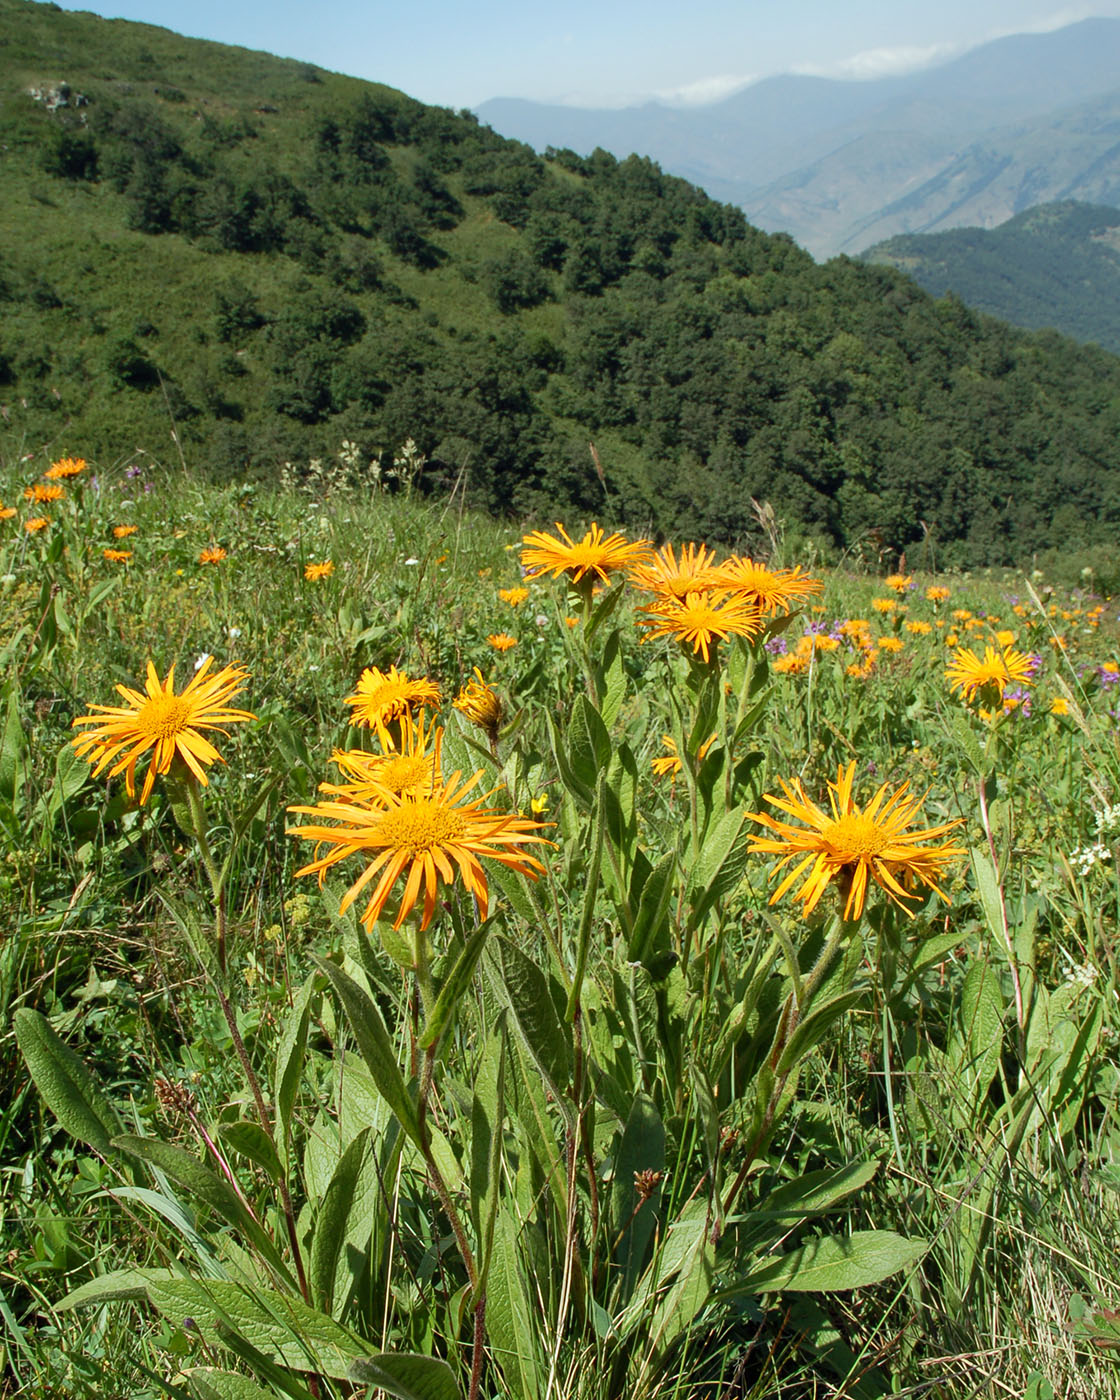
[3,442,1120,1400]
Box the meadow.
[2,439,1120,1400]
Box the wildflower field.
[4,447,1120,1400]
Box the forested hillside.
[4,0,1120,565]
[864,202,1120,354]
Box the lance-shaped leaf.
[14,1008,123,1154]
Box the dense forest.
[864,202,1120,355]
[4,0,1120,565]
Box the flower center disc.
[376,799,468,856]
[138,694,192,741]
[821,813,888,859]
[378,755,432,794]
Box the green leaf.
[59,1268,177,1311]
[347,1353,461,1400]
[776,990,864,1075]
[490,936,571,1098]
[742,1160,879,1224]
[611,1094,664,1297]
[36,741,91,825]
[471,1025,507,1290]
[566,771,605,1020]
[14,1008,122,1154]
[309,1128,371,1315]
[688,806,748,930]
[486,1208,543,1400]
[599,627,627,728]
[970,845,1007,947]
[219,1120,283,1182]
[627,850,677,965]
[566,694,611,794]
[421,918,494,1050]
[274,973,317,1167]
[0,678,26,825]
[146,1277,369,1380]
[181,1368,281,1400]
[312,954,421,1148]
[732,1230,926,1295]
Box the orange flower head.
[71,658,255,805]
[344,664,440,740]
[638,590,765,663]
[521,522,649,587]
[748,761,964,921]
[25,483,64,504]
[628,541,722,601]
[44,457,88,480]
[304,560,334,581]
[289,769,552,931]
[199,546,227,565]
[712,557,822,615]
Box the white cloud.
[794,41,960,82]
[654,72,759,106]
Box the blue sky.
[49,0,1120,109]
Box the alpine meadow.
[5,4,1120,1400]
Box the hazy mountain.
[477,18,1120,257]
[863,201,1120,352]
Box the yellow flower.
[102,549,133,562]
[113,524,138,539]
[344,665,441,740]
[748,761,964,921]
[288,770,552,931]
[1050,696,1070,716]
[712,557,822,615]
[628,541,722,600]
[25,483,64,504]
[884,574,912,594]
[199,546,227,565]
[651,732,717,778]
[24,517,50,533]
[637,590,764,663]
[530,794,550,815]
[487,633,518,652]
[878,636,904,653]
[323,714,439,804]
[946,645,1035,703]
[498,586,529,606]
[521,522,649,587]
[904,621,932,635]
[773,653,809,675]
[71,658,254,805]
[304,560,334,581]
[872,598,896,613]
[43,456,87,480]
[951,609,973,623]
[994,630,1016,648]
[564,616,580,628]
[453,667,503,740]
[0,505,16,521]
[925,586,951,603]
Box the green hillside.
[863,202,1120,353]
[5,0,1120,565]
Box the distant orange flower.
[651,732,717,778]
[25,483,64,504]
[884,574,912,594]
[498,586,529,606]
[926,586,951,604]
[304,560,334,581]
[24,517,50,533]
[113,524,138,539]
[44,456,87,481]
[344,665,440,739]
[946,645,1035,702]
[1050,696,1070,716]
[0,505,15,521]
[487,633,518,652]
[199,546,227,565]
[102,549,133,562]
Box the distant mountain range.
[863,201,1120,353]
[477,18,1120,259]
